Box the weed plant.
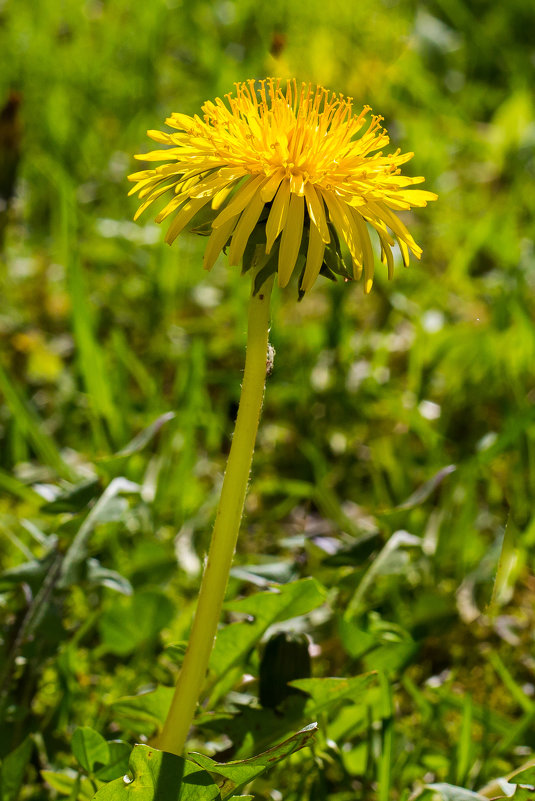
[1,1,535,800]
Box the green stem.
[158,271,275,756]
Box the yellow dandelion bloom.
[129,78,437,294]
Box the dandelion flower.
[129,78,437,294]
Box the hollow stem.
[158,271,275,756]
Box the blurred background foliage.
[1,0,535,798]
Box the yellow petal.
[203,216,237,271]
[128,177,159,197]
[398,189,439,206]
[128,169,157,182]
[228,193,266,266]
[304,184,330,243]
[301,222,326,292]
[137,179,168,200]
[278,192,304,287]
[134,149,181,162]
[134,184,177,221]
[351,209,375,292]
[212,183,236,210]
[212,175,265,229]
[260,169,285,203]
[363,212,395,246]
[377,228,395,279]
[190,174,232,199]
[265,180,290,253]
[154,188,191,223]
[165,196,212,244]
[399,237,411,266]
[147,130,175,144]
[322,191,362,268]
[165,112,197,130]
[366,200,420,257]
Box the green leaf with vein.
[111,686,175,735]
[504,790,535,801]
[98,590,175,656]
[95,742,132,782]
[210,578,326,677]
[189,723,317,800]
[289,673,377,716]
[509,763,535,784]
[72,727,110,774]
[91,745,220,801]
[423,784,487,801]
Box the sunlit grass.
[1,0,535,798]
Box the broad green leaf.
[41,770,95,800]
[223,577,326,620]
[111,686,175,733]
[189,723,317,799]
[68,776,82,801]
[95,742,132,782]
[486,788,534,801]
[289,673,377,716]
[0,736,33,801]
[72,727,110,775]
[509,764,535,784]
[425,784,487,801]
[91,744,220,801]
[98,590,175,656]
[362,640,419,676]
[337,619,376,659]
[210,578,326,677]
[195,698,307,759]
[507,790,535,801]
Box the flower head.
[129,79,436,294]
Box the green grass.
[1,0,535,799]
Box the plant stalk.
[158,271,275,756]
